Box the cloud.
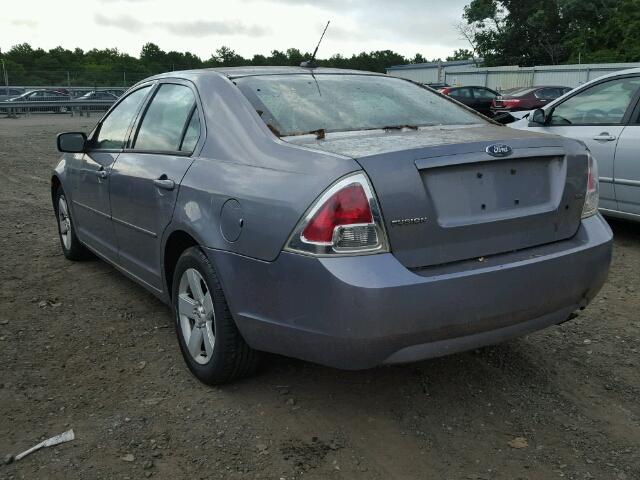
[95,13,144,31]
[157,20,270,38]
[10,19,38,28]
[94,14,269,38]
[242,0,469,47]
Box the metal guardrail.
[0,99,115,116]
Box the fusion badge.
[391,217,428,226]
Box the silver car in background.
[510,68,640,221]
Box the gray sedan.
[53,67,612,384]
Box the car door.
[108,81,203,291]
[613,100,640,215]
[524,75,640,212]
[70,85,152,259]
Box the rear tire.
[172,246,259,385]
[54,186,90,261]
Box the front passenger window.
[94,86,151,149]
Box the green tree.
[461,0,640,66]
[446,49,475,61]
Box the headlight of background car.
[582,152,599,218]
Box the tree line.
[460,0,640,66]
[0,43,463,87]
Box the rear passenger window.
[180,110,200,152]
[134,84,196,152]
[450,88,472,99]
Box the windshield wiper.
[290,128,326,140]
[382,124,419,131]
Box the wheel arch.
[51,175,62,206]
[163,228,201,297]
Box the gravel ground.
[0,115,639,480]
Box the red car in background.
[491,86,573,114]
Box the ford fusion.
[52,67,613,384]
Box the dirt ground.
[0,115,638,480]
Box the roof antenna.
[300,21,330,68]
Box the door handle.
[593,133,616,142]
[96,169,108,179]
[153,177,175,190]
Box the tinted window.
[134,84,196,151]
[550,77,640,126]
[535,88,565,100]
[237,74,483,136]
[180,109,200,152]
[450,87,473,99]
[507,88,536,98]
[473,88,497,99]
[94,86,150,149]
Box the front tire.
[54,186,90,261]
[172,246,259,385]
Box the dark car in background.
[491,86,573,114]
[5,88,71,112]
[439,86,500,117]
[73,91,119,101]
[0,87,26,102]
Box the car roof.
[143,66,383,83]
[448,86,494,89]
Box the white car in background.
[510,68,640,221]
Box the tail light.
[440,88,451,95]
[285,172,389,256]
[581,153,599,218]
[499,99,521,109]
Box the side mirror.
[530,108,548,126]
[57,132,87,153]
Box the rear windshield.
[236,74,485,136]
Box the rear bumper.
[207,214,612,369]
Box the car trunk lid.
[285,125,586,269]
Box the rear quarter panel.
[168,73,362,261]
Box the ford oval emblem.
[486,144,513,157]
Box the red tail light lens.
[440,88,451,95]
[582,153,599,218]
[501,99,521,109]
[285,173,389,256]
[302,184,372,243]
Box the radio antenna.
[300,21,330,68]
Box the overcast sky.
[1,0,471,60]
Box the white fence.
[387,62,640,91]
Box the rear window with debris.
[236,74,485,137]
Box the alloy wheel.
[57,196,72,250]
[177,268,216,365]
